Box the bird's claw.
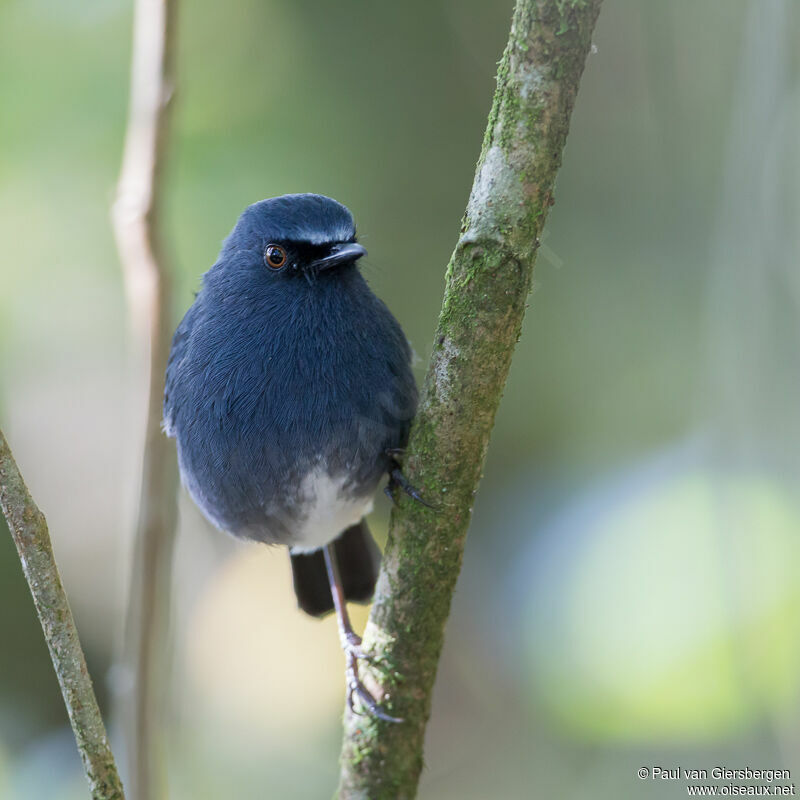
[384,447,406,460]
[342,643,403,723]
[341,630,368,661]
[386,466,435,509]
[345,664,404,724]
[383,447,435,508]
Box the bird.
[163,193,420,720]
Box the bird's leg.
[323,543,363,654]
[322,544,403,723]
[383,449,435,508]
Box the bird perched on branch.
[164,193,419,720]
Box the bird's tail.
[289,519,380,618]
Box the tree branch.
[111,1,178,798]
[0,429,126,800]
[337,0,602,796]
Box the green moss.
[555,0,590,36]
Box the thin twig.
[111,0,178,798]
[0,429,126,800]
[337,0,602,797]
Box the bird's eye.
[264,244,287,269]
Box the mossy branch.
[0,429,125,800]
[337,0,602,796]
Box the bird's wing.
[163,301,199,437]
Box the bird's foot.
[384,447,407,460]
[341,629,368,660]
[384,464,435,509]
[341,636,403,724]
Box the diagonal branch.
[337,0,602,796]
[111,1,178,798]
[0,429,126,800]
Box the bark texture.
[337,1,602,797]
[111,1,178,798]
[0,430,126,799]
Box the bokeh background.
[2,0,800,797]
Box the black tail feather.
[289,519,380,618]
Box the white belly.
[289,466,374,553]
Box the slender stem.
[0,429,126,800]
[324,544,354,643]
[111,1,178,798]
[336,1,602,797]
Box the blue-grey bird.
[163,193,419,719]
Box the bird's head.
[221,193,366,280]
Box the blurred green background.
[2,0,800,797]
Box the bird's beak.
[309,242,367,272]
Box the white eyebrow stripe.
[301,228,355,245]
